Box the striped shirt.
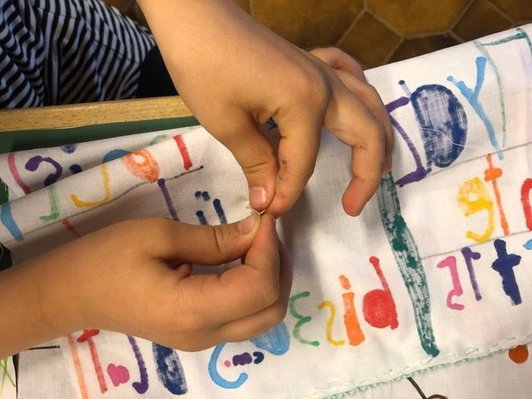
[0,0,155,109]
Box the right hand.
[35,214,292,351]
[139,0,393,217]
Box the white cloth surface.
[0,25,531,398]
[0,357,16,399]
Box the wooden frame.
[0,96,192,132]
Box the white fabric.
[0,357,16,399]
[0,25,531,398]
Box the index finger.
[266,105,324,216]
[326,89,387,216]
[334,69,393,172]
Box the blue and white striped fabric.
[0,0,155,109]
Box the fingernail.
[237,214,258,235]
[250,186,267,210]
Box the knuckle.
[259,279,280,308]
[241,157,275,177]
[359,81,381,102]
[292,68,330,105]
[210,225,230,258]
[352,140,370,152]
[279,152,315,177]
[354,117,386,147]
[324,47,348,60]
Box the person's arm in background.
[137,0,393,217]
[0,214,291,358]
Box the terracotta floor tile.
[339,12,401,68]
[367,0,470,36]
[390,34,461,62]
[454,0,512,41]
[490,0,532,22]
[102,0,531,71]
[251,0,363,48]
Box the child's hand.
[15,214,291,353]
[139,0,393,217]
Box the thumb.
[146,213,262,264]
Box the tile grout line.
[448,30,465,44]
[449,0,476,33]
[363,8,404,65]
[383,37,404,65]
[447,0,475,43]
[484,0,517,24]
[365,7,404,38]
[335,4,368,47]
